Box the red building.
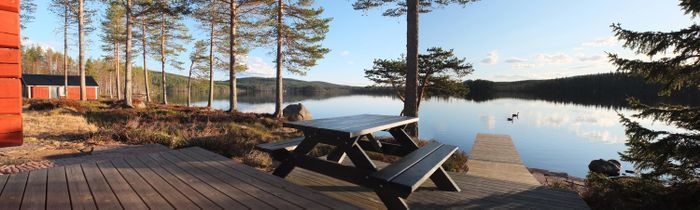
[0,0,22,147]
[21,74,100,100]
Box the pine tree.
[187,40,208,107]
[353,0,478,136]
[150,7,191,105]
[266,0,331,118]
[20,0,36,29]
[192,0,226,109]
[100,1,126,100]
[608,0,700,182]
[219,0,267,112]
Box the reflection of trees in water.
[465,73,700,109]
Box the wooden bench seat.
[371,141,458,199]
[255,137,304,160]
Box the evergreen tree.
[266,0,331,118]
[150,7,191,105]
[100,1,126,100]
[187,40,209,107]
[353,0,478,136]
[192,0,226,109]
[219,0,267,112]
[608,0,700,182]
[365,47,473,107]
[20,0,36,29]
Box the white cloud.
[505,57,528,63]
[242,56,275,77]
[581,36,618,47]
[511,63,542,70]
[21,39,57,51]
[481,51,498,64]
[535,53,572,64]
[340,50,350,56]
[578,54,605,62]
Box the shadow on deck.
[285,133,590,209]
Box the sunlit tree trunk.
[207,15,215,108]
[159,16,168,105]
[115,43,122,99]
[187,61,194,107]
[404,0,419,137]
[228,0,237,112]
[142,20,151,102]
[273,0,284,118]
[124,0,134,107]
[78,0,86,101]
[109,70,113,98]
[63,3,68,98]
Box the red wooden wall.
[0,0,22,147]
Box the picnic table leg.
[326,147,347,163]
[331,137,378,171]
[389,127,461,192]
[375,189,408,210]
[273,136,319,178]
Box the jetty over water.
[286,133,590,209]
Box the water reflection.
[172,92,681,177]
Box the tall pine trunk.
[78,0,86,101]
[404,0,419,137]
[160,16,168,105]
[115,43,122,99]
[109,71,113,98]
[273,0,284,118]
[124,0,134,107]
[63,3,68,98]
[228,0,237,112]
[207,16,215,108]
[187,61,194,107]
[142,20,151,102]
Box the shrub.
[582,172,700,209]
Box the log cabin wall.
[0,0,23,147]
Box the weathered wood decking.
[286,133,590,209]
[0,147,358,210]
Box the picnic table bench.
[256,114,461,209]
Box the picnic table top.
[283,114,418,138]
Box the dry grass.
[23,109,98,141]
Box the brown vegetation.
[582,172,700,209]
[20,99,469,173]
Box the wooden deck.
[286,133,590,209]
[0,147,358,210]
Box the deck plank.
[96,161,148,209]
[21,169,47,210]
[161,150,275,210]
[0,172,29,210]
[65,164,97,210]
[145,153,242,209]
[185,147,361,210]
[81,162,122,210]
[133,154,222,209]
[46,167,70,210]
[122,156,200,210]
[110,159,173,209]
[0,146,359,210]
[179,148,326,209]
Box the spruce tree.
[608,0,700,182]
[267,0,331,118]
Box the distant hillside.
[464,73,700,107]
[226,77,357,92]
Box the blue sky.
[22,0,696,86]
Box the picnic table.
[256,114,461,209]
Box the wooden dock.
[0,147,358,210]
[286,133,590,209]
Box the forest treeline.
[464,73,700,108]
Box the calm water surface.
[185,93,673,177]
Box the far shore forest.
[13,0,700,209]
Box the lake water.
[184,92,670,177]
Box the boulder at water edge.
[283,103,313,121]
[588,159,621,176]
